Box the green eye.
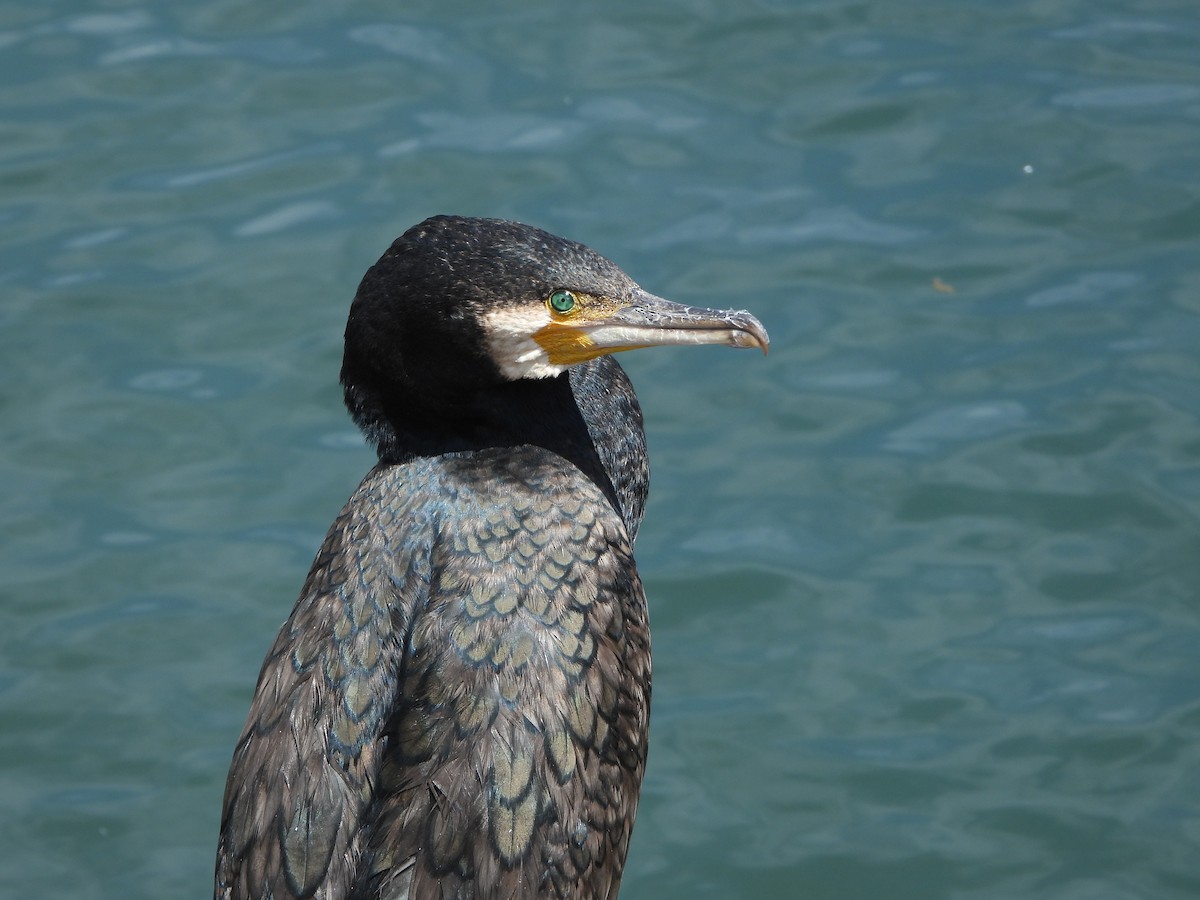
[548,290,576,314]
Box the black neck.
[343,372,621,515]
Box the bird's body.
[216,217,767,899]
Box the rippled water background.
[3,1,1199,897]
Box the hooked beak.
[534,288,770,366]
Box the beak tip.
[733,314,770,356]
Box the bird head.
[345,215,766,381]
[341,215,768,457]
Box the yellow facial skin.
[532,292,649,366]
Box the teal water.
[3,1,1199,897]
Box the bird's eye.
[548,290,577,314]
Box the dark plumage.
[216,216,768,900]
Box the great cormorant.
[216,215,769,899]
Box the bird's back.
[217,445,651,900]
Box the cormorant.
[216,215,769,900]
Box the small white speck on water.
[1022,164,1035,174]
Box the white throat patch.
[481,306,568,380]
